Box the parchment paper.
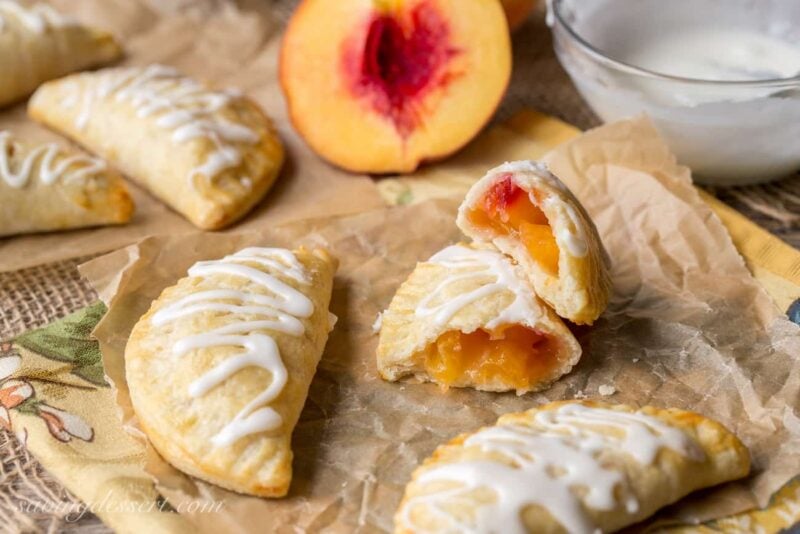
[0,0,384,271]
[82,118,800,532]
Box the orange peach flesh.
[468,174,560,276]
[417,326,561,390]
[279,0,512,173]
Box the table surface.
[1,2,798,533]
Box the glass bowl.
[551,0,800,185]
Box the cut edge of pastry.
[140,417,293,498]
[396,400,751,533]
[377,243,582,395]
[456,160,612,325]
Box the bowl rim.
[552,0,800,87]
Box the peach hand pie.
[396,401,750,534]
[0,1,121,108]
[28,64,284,230]
[0,130,132,237]
[125,247,337,497]
[457,161,612,325]
[377,243,581,394]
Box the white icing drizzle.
[150,247,314,447]
[414,245,540,329]
[492,161,589,258]
[544,196,589,258]
[398,404,705,534]
[0,131,105,189]
[58,64,259,190]
[0,1,76,34]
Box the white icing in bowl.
[551,0,800,185]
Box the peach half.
[280,0,512,173]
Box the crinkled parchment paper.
[0,0,383,271]
[81,118,800,532]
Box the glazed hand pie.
[28,64,285,230]
[0,1,121,108]
[457,161,612,325]
[0,130,133,237]
[125,247,337,497]
[396,401,750,534]
[377,243,581,394]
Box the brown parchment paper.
[81,117,800,532]
[0,0,384,272]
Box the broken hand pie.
[0,1,121,108]
[125,247,337,497]
[458,161,612,325]
[396,401,750,534]
[377,243,581,394]
[29,64,284,230]
[0,130,132,236]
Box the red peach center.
[342,1,460,137]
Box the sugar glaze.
[151,247,313,447]
[398,403,705,534]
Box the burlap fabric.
[1,2,798,533]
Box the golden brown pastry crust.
[28,65,284,230]
[396,400,751,534]
[457,161,612,325]
[0,2,121,108]
[0,131,132,237]
[377,243,581,394]
[125,247,337,497]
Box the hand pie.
[0,130,132,237]
[396,401,750,534]
[0,1,121,108]
[457,161,612,325]
[28,64,285,230]
[377,243,581,394]
[125,247,337,497]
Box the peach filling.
[418,325,561,390]
[468,174,560,276]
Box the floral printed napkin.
[2,303,192,533]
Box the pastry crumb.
[632,358,640,363]
[372,312,383,334]
[574,390,587,399]
[598,384,617,396]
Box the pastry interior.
[415,325,564,391]
[467,173,560,277]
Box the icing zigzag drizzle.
[59,64,259,191]
[415,244,541,329]
[151,248,313,447]
[399,404,705,534]
[0,131,106,189]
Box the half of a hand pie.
[396,401,750,534]
[125,247,337,497]
[29,64,284,230]
[0,2,121,108]
[457,161,612,325]
[377,243,581,394]
[0,130,132,236]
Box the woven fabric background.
[0,2,797,532]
